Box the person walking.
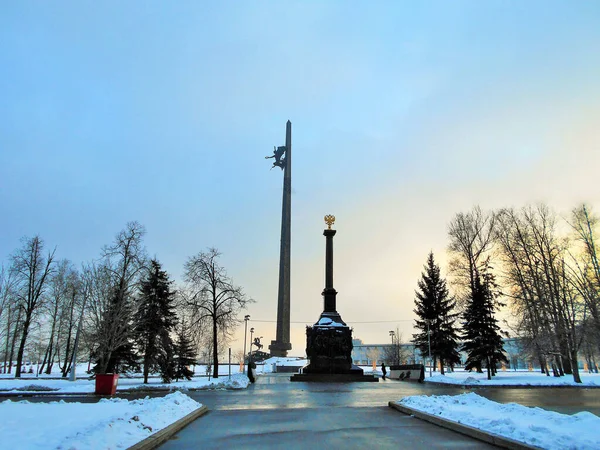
[381,362,387,380]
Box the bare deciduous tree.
[0,266,19,373]
[10,236,56,377]
[88,222,147,374]
[184,248,251,378]
[568,204,600,356]
[495,205,585,382]
[448,205,497,306]
[384,329,409,366]
[38,259,78,375]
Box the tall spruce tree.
[134,259,177,383]
[461,268,508,380]
[173,316,196,381]
[413,252,461,375]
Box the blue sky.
[2,1,600,354]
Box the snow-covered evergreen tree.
[413,252,461,374]
[173,316,196,381]
[462,268,508,379]
[134,259,177,383]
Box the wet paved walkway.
[160,375,496,449]
[13,373,600,448]
[179,373,600,415]
[14,374,600,416]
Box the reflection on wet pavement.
[187,373,600,416]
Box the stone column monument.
[291,216,378,382]
[266,120,292,357]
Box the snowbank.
[426,370,600,387]
[0,372,250,394]
[397,393,600,450]
[258,357,307,373]
[0,391,201,449]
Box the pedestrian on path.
[248,361,256,383]
[381,363,387,380]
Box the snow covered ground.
[4,361,600,450]
[259,356,307,372]
[256,358,600,388]
[0,391,201,449]
[0,362,246,379]
[0,356,307,394]
[0,372,249,394]
[396,392,600,450]
[424,369,600,387]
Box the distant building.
[503,337,534,370]
[351,337,561,370]
[351,339,422,365]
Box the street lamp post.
[243,315,250,373]
[250,327,255,364]
[426,319,432,378]
[389,330,395,365]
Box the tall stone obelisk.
[268,120,292,357]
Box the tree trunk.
[46,345,55,374]
[15,315,32,378]
[97,346,112,375]
[212,315,219,378]
[551,359,560,377]
[8,308,22,374]
[39,344,50,375]
[143,352,150,384]
[61,322,74,377]
[44,335,55,375]
[56,347,65,376]
[61,299,76,377]
[538,355,545,374]
[559,346,571,374]
[61,344,71,378]
[3,306,11,373]
[570,349,582,383]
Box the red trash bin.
[95,373,119,395]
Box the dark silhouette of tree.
[89,222,146,374]
[384,328,409,365]
[462,268,508,379]
[173,316,196,381]
[134,259,177,383]
[412,252,461,374]
[184,248,251,378]
[10,236,56,378]
[447,206,496,308]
